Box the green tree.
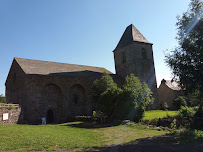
[173,96,187,110]
[93,73,154,122]
[121,74,154,122]
[165,0,203,99]
[166,0,203,129]
[113,74,143,120]
[0,94,7,103]
[92,72,121,116]
[123,74,143,108]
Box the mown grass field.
[143,110,179,120]
[0,122,169,151]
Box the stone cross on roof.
[115,24,152,50]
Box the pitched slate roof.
[160,79,181,91]
[115,24,152,50]
[14,58,112,77]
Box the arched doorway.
[46,109,54,124]
[41,84,63,123]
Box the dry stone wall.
[0,105,21,124]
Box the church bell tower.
[113,24,157,91]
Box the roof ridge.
[14,57,108,70]
[13,57,113,76]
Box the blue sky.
[0,0,191,95]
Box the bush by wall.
[173,96,187,110]
[0,95,7,103]
[92,73,154,122]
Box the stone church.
[5,24,157,124]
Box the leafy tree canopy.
[0,94,7,103]
[92,73,154,122]
[122,74,153,107]
[92,72,121,116]
[165,0,203,98]
[118,74,154,121]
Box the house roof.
[14,57,113,77]
[161,79,181,91]
[115,24,152,50]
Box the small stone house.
[5,24,158,124]
[158,79,181,109]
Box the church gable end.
[5,58,27,104]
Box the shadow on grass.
[86,133,203,152]
[61,121,121,129]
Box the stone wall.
[0,106,21,124]
[20,74,106,124]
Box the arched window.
[69,84,86,105]
[69,84,86,115]
[74,94,79,104]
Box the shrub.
[173,96,187,110]
[179,129,203,142]
[170,118,177,129]
[92,72,121,116]
[163,102,169,110]
[179,106,195,118]
[92,111,102,117]
[92,73,154,122]
[114,74,153,121]
[0,94,7,103]
[134,106,145,122]
[149,118,159,126]
[112,99,134,120]
[173,105,201,130]
[193,105,203,130]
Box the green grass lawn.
[143,110,179,120]
[0,122,169,151]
